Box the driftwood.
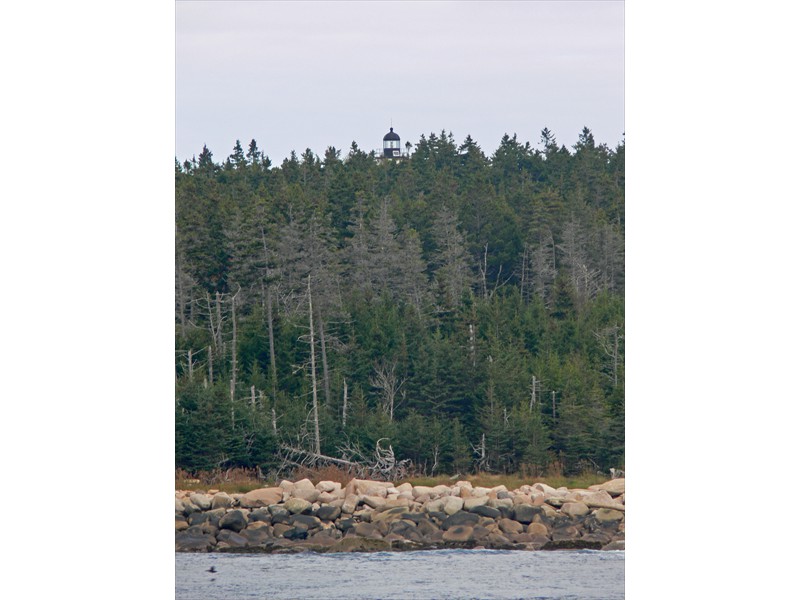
[278,438,410,481]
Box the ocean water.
[176,549,624,600]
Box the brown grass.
[175,465,611,494]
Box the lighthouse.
[382,127,401,158]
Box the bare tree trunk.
[318,316,331,406]
[308,275,321,455]
[250,385,256,409]
[264,286,278,402]
[230,378,235,430]
[188,349,194,381]
[469,324,476,367]
[208,345,213,385]
[342,377,348,428]
[215,291,223,350]
[231,287,239,392]
[529,375,536,412]
[552,390,557,422]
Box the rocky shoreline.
[175,478,624,553]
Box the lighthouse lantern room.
[383,127,401,158]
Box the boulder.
[512,504,537,524]
[602,540,625,551]
[424,498,446,514]
[353,522,384,539]
[341,494,360,514]
[561,502,590,517]
[291,488,320,503]
[248,508,272,524]
[211,492,235,510]
[372,506,409,523]
[289,514,323,532]
[282,527,308,541]
[240,487,283,509]
[470,505,501,519]
[219,510,248,533]
[345,479,393,498]
[498,518,523,535]
[443,525,475,543]
[443,496,464,515]
[284,498,312,515]
[241,526,272,546]
[175,519,189,532]
[175,530,216,552]
[330,537,391,553]
[412,486,435,499]
[594,508,625,523]
[315,480,341,493]
[395,482,413,493]
[315,505,342,521]
[317,492,337,504]
[463,496,489,511]
[597,478,625,497]
[526,522,549,537]
[361,495,387,510]
[175,498,186,513]
[512,494,533,506]
[189,493,212,511]
[432,485,453,498]
[442,511,480,530]
[216,529,250,548]
[293,478,315,491]
[551,525,582,542]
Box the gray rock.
[342,494,360,514]
[442,511,480,530]
[248,508,272,524]
[512,504,537,524]
[219,510,248,532]
[217,529,249,548]
[561,502,590,517]
[292,488,320,503]
[463,496,489,511]
[241,526,272,546]
[315,505,342,521]
[443,496,464,515]
[289,514,322,532]
[284,498,312,515]
[594,508,625,523]
[330,537,391,552]
[175,530,216,552]
[353,522,384,539]
[282,527,308,540]
[470,505,501,519]
[189,493,212,510]
[211,492,234,510]
[602,540,625,551]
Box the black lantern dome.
[383,127,401,158]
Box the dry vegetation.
[175,464,610,494]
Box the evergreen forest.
[175,127,624,479]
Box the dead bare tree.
[370,359,405,422]
[594,324,623,388]
[307,275,321,455]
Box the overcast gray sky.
[176,0,624,164]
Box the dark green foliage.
[175,128,624,476]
